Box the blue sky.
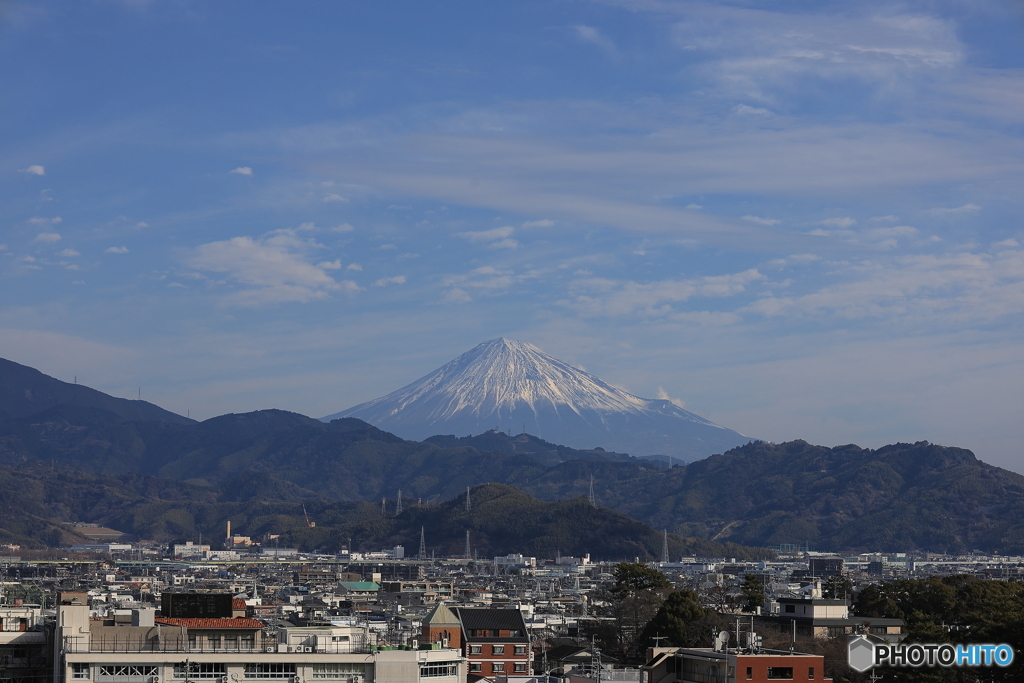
[3,0,1024,470]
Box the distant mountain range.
[3,354,1024,555]
[324,338,750,460]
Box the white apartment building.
[54,593,465,683]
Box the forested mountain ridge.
[3,357,1024,553]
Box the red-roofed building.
[232,598,247,618]
[154,617,266,651]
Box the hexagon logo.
[848,636,876,672]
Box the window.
[244,664,297,679]
[174,664,226,679]
[767,667,794,679]
[72,664,90,680]
[207,635,221,650]
[514,646,526,655]
[312,664,367,680]
[492,645,504,655]
[97,666,157,682]
[746,667,752,680]
[469,664,481,673]
[240,635,254,650]
[469,645,482,654]
[224,635,238,650]
[188,634,196,648]
[784,605,795,613]
[492,663,504,673]
[514,663,526,673]
[420,661,459,678]
[808,667,815,680]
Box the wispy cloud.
[819,217,856,228]
[20,165,45,176]
[58,248,80,257]
[456,225,519,249]
[186,232,354,305]
[33,232,61,243]
[105,246,129,254]
[930,203,981,215]
[29,216,61,225]
[742,215,780,226]
[373,275,407,287]
[573,25,619,59]
[229,166,253,175]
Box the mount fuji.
[322,338,751,459]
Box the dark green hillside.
[607,440,1024,554]
[0,357,191,424]
[424,430,634,466]
[253,483,771,560]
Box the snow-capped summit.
[323,338,750,459]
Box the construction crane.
[302,505,315,528]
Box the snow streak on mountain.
[323,338,751,459]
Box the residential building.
[643,647,832,683]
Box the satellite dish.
[715,631,731,652]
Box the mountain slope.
[324,338,750,459]
[0,357,191,424]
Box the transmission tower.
[465,486,471,513]
[381,497,386,515]
[464,530,471,559]
[588,475,597,508]
[418,526,426,559]
[661,529,670,564]
[395,489,403,515]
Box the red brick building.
[643,647,832,683]
[421,605,531,680]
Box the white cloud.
[58,248,80,257]
[565,268,765,317]
[105,246,129,254]
[768,254,820,267]
[0,244,7,251]
[994,239,1019,248]
[489,238,519,250]
[323,193,348,202]
[297,222,317,231]
[137,222,148,228]
[186,233,347,305]
[866,225,918,238]
[167,282,187,288]
[522,219,554,228]
[742,215,780,226]
[21,165,45,176]
[871,215,899,222]
[573,25,619,59]
[29,216,62,225]
[33,232,61,243]
[930,203,981,215]
[733,104,772,116]
[333,222,354,232]
[346,263,363,271]
[820,217,856,228]
[457,226,515,243]
[656,387,687,409]
[373,275,407,287]
[317,260,342,269]
[686,204,702,210]
[443,288,472,304]
[378,244,396,250]
[230,167,253,176]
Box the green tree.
[740,573,766,613]
[823,574,852,600]
[612,562,672,594]
[601,563,673,659]
[639,590,722,649]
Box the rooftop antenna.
[464,530,471,560]
[418,527,426,560]
[395,490,402,516]
[588,475,597,508]
[661,530,670,564]
[465,487,471,513]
